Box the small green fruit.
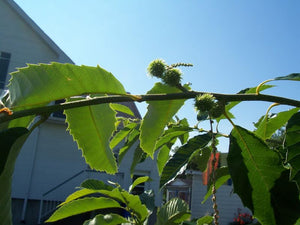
[195,94,216,112]
[210,101,225,118]
[162,68,182,86]
[147,59,167,78]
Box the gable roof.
[4,0,74,63]
[4,1,143,118]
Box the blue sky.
[14,0,300,151]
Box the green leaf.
[286,112,300,185]
[140,83,186,157]
[0,127,29,225]
[274,73,300,81]
[0,128,29,175]
[46,197,121,222]
[202,167,230,203]
[157,145,172,175]
[110,103,135,117]
[196,215,213,225]
[59,188,101,207]
[216,85,273,122]
[60,179,115,206]
[155,126,193,151]
[255,108,299,140]
[118,128,140,164]
[83,214,129,225]
[188,147,211,172]
[160,134,211,188]
[156,198,190,225]
[228,126,300,225]
[139,190,156,211]
[109,122,137,149]
[8,63,126,110]
[81,179,114,191]
[269,170,300,225]
[129,176,150,193]
[120,191,149,222]
[65,102,117,173]
[177,118,190,144]
[130,145,147,175]
[96,188,148,222]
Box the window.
[52,99,66,118]
[167,188,190,206]
[131,175,146,195]
[0,52,11,89]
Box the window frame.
[0,51,11,89]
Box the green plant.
[0,60,299,224]
[45,177,192,225]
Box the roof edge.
[5,0,74,64]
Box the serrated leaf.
[99,188,148,222]
[59,188,101,207]
[255,108,299,140]
[59,179,114,206]
[46,197,121,222]
[110,103,135,117]
[274,73,300,81]
[155,126,192,151]
[0,128,29,225]
[110,122,137,149]
[8,63,126,110]
[202,167,230,203]
[129,176,150,193]
[83,214,129,225]
[118,128,139,164]
[286,112,300,185]
[156,198,190,225]
[228,126,300,225]
[81,179,114,191]
[140,83,186,157]
[120,191,148,222]
[160,134,211,188]
[65,102,117,173]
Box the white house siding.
[191,173,252,225]
[1,1,161,224]
[135,155,162,206]
[0,0,72,84]
[13,119,87,200]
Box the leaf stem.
[256,79,274,95]
[224,111,236,128]
[265,102,280,116]
[209,116,219,225]
[1,92,299,123]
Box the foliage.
[46,178,191,225]
[0,61,299,225]
[230,209,254,225]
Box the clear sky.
[14,0,300,151]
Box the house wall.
[12,119,87,200]
[12,116,161,224]
[0,0,71,85]
[191,173,252,225]
[1,1,161,224]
